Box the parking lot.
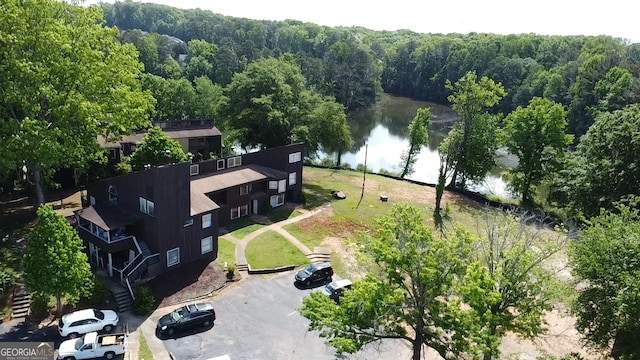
[0,270,410,360]
[151,271,410,360]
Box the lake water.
[329,93,516,198]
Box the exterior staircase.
[236,263,249,272]
[307,247,332,264]
[11,280,30,320]
[112,285,134,313]
[138,240,152,258]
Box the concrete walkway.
[220,205,328,272]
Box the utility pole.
[356,143,368,210]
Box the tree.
[222,54,352,156]
[444,71,506,188]
[461,212,569,360]
[552,105,640,218]
[399,107,431,178]
[0,0,154,205]
[193,76,226,121]
[23,204,93,315]
[569,206,640,359]
[300,204,479,360]
[307,97,352,165]
[129,127,188,170]
[503,97,573,205]
[222,55,313,149]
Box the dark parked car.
[295,262,333,286]
[321,279,352,303]
[156,302,216,337]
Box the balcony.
[75,202,142,244]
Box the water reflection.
[329,93,515,198]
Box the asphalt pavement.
[142,271,411,360]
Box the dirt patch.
[320,236,365,280]
[146,259,228,308]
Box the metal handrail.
[125,277,135,301]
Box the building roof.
[188,164,287,216]
[97,126,221,148]
[190,189,220,216]
[75,202,141,230]
[191,164,287,194]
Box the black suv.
[295,262,333,286]
[157,302,216,337]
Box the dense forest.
[99,0,640,139]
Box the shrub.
[133,286,155,315]
[226,264,236,280]
[0,266,17,296]
[82,276,110,307]
[30,293,50,315]
[115,161,132,175]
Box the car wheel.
[68,332,79,339]
[305,279,311,286]
[63,357,76,360]
[103,325,113,333]
[167,328,175,336]
[104,351,115,360]
[203,319,212,327]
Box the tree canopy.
[503,97,573,205]
[23,204,93,315]
[300,203,478,360]
[569,206,640,358]
[221,55,351,157]
[552,104,640,218]
[442,71,506,188]
[129,127,188,170]
[0,0,154,205]
[399,107,431,179]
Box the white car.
[58,309,119,338]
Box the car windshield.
[303,266,314,275]
[74,336,86,351]
[93,309,104,320]
[171,307,187,321]
[325,284,335,293]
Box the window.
[270,193,285,208]
[278,179,286,193]
[227,156,242,168]
[269,181,277,190]
[217,159,225,170]
[167,248,180,267]
[183,219,194,227]
[106,186,118,204]
[289,151,301,163]
[139,197,155,217]
[239,184,251,196]
[201,236,213,254]
[231,204,249,220]
[108,186,118,204]
[190,164,199,176]
[90,196,96,206]
[202,214,211,229]
[289,172,297,186]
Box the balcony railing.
[77,222,134,244]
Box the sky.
[86,0,640,43]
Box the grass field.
[245,230,309,269]
[214,237,236,268]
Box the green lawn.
[283,223,324,250]
[230,222,264,240]
[138,329,154,360]
[245,230,309,269]
[266,208,303,222]
[214,237,236,268]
